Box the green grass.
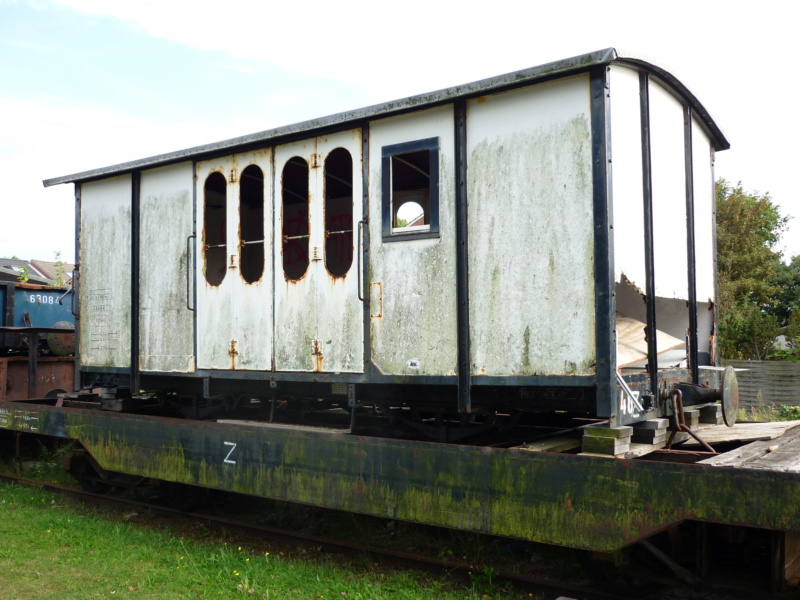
[736,390,800,423]
[0,481,520,600]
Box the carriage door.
[196,150,272,371]
[274,129,363,372]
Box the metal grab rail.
[186,235,195,311]
[357,220,366,302]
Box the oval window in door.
[240,164,264,284]
[282,157,310,280]
[203,171,227,286]
[324,148,353,277]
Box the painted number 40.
[223,441,237,465]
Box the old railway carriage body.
[46,48,728,430]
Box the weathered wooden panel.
[368,107,457,376]
[466,75,595,376]
[313,130,363,373]
[196,150,272,371]
[80,175,132,368]
[139,162,195,373]
[274,131,363,373]
[725,360,800,408]
[230,150,273,371]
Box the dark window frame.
[239,163,265,284]
[323,147,354,278]
[381,137,440,242]
[203,171,228,286]
[281,156,311,281]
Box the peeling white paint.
[466,76,595,377]
[80,174,132,368]
[274,129,364,373]
[196,149,273,370]
[139,162,194,373]
[368,107,457,376]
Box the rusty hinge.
[310,154,320,169]
[311,246,321,261]
[228,340,239,370]
[229,254,237,269]
[312,339,324,372]
[229,168,237,183]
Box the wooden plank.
[700,442,773,468]
[580,441,667,459]
[746,449,800,472]
[624,441,667,458]
[681,421,800,447]
[700,423,800,469]
[518,436,582,453]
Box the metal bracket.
[616,371,645,414]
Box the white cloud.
[0,94,267,261]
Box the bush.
[719,300,779,360]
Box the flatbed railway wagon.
[4,48,800,589]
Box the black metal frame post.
[639,72,659,394]
[683,106,699,384]
[131,171,141,393]
[455,100,471,414]
[710,146,720,366]
[73,184,81,391]
[590,67,617,421]
[192,162,199,367]
[0,282,14,349]
[361,127,371,379]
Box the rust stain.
[312,339,324,372]
[369,282,382,318]
[0,356,74,401]
[228,340,239,370]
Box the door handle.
[186,235,195,311]
[357,220,366,302]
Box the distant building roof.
[0,258,74,285]
[30,259,75,283]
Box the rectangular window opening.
[382,137,439,242]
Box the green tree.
[765,255,800,326]
[716,179,789,359]
[788,307,800,348]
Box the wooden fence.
[723,360,800,408]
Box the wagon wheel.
[583,546,663,597]
[65,452,110,494]
[155,481,209,512]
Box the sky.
[0,0,797,264]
